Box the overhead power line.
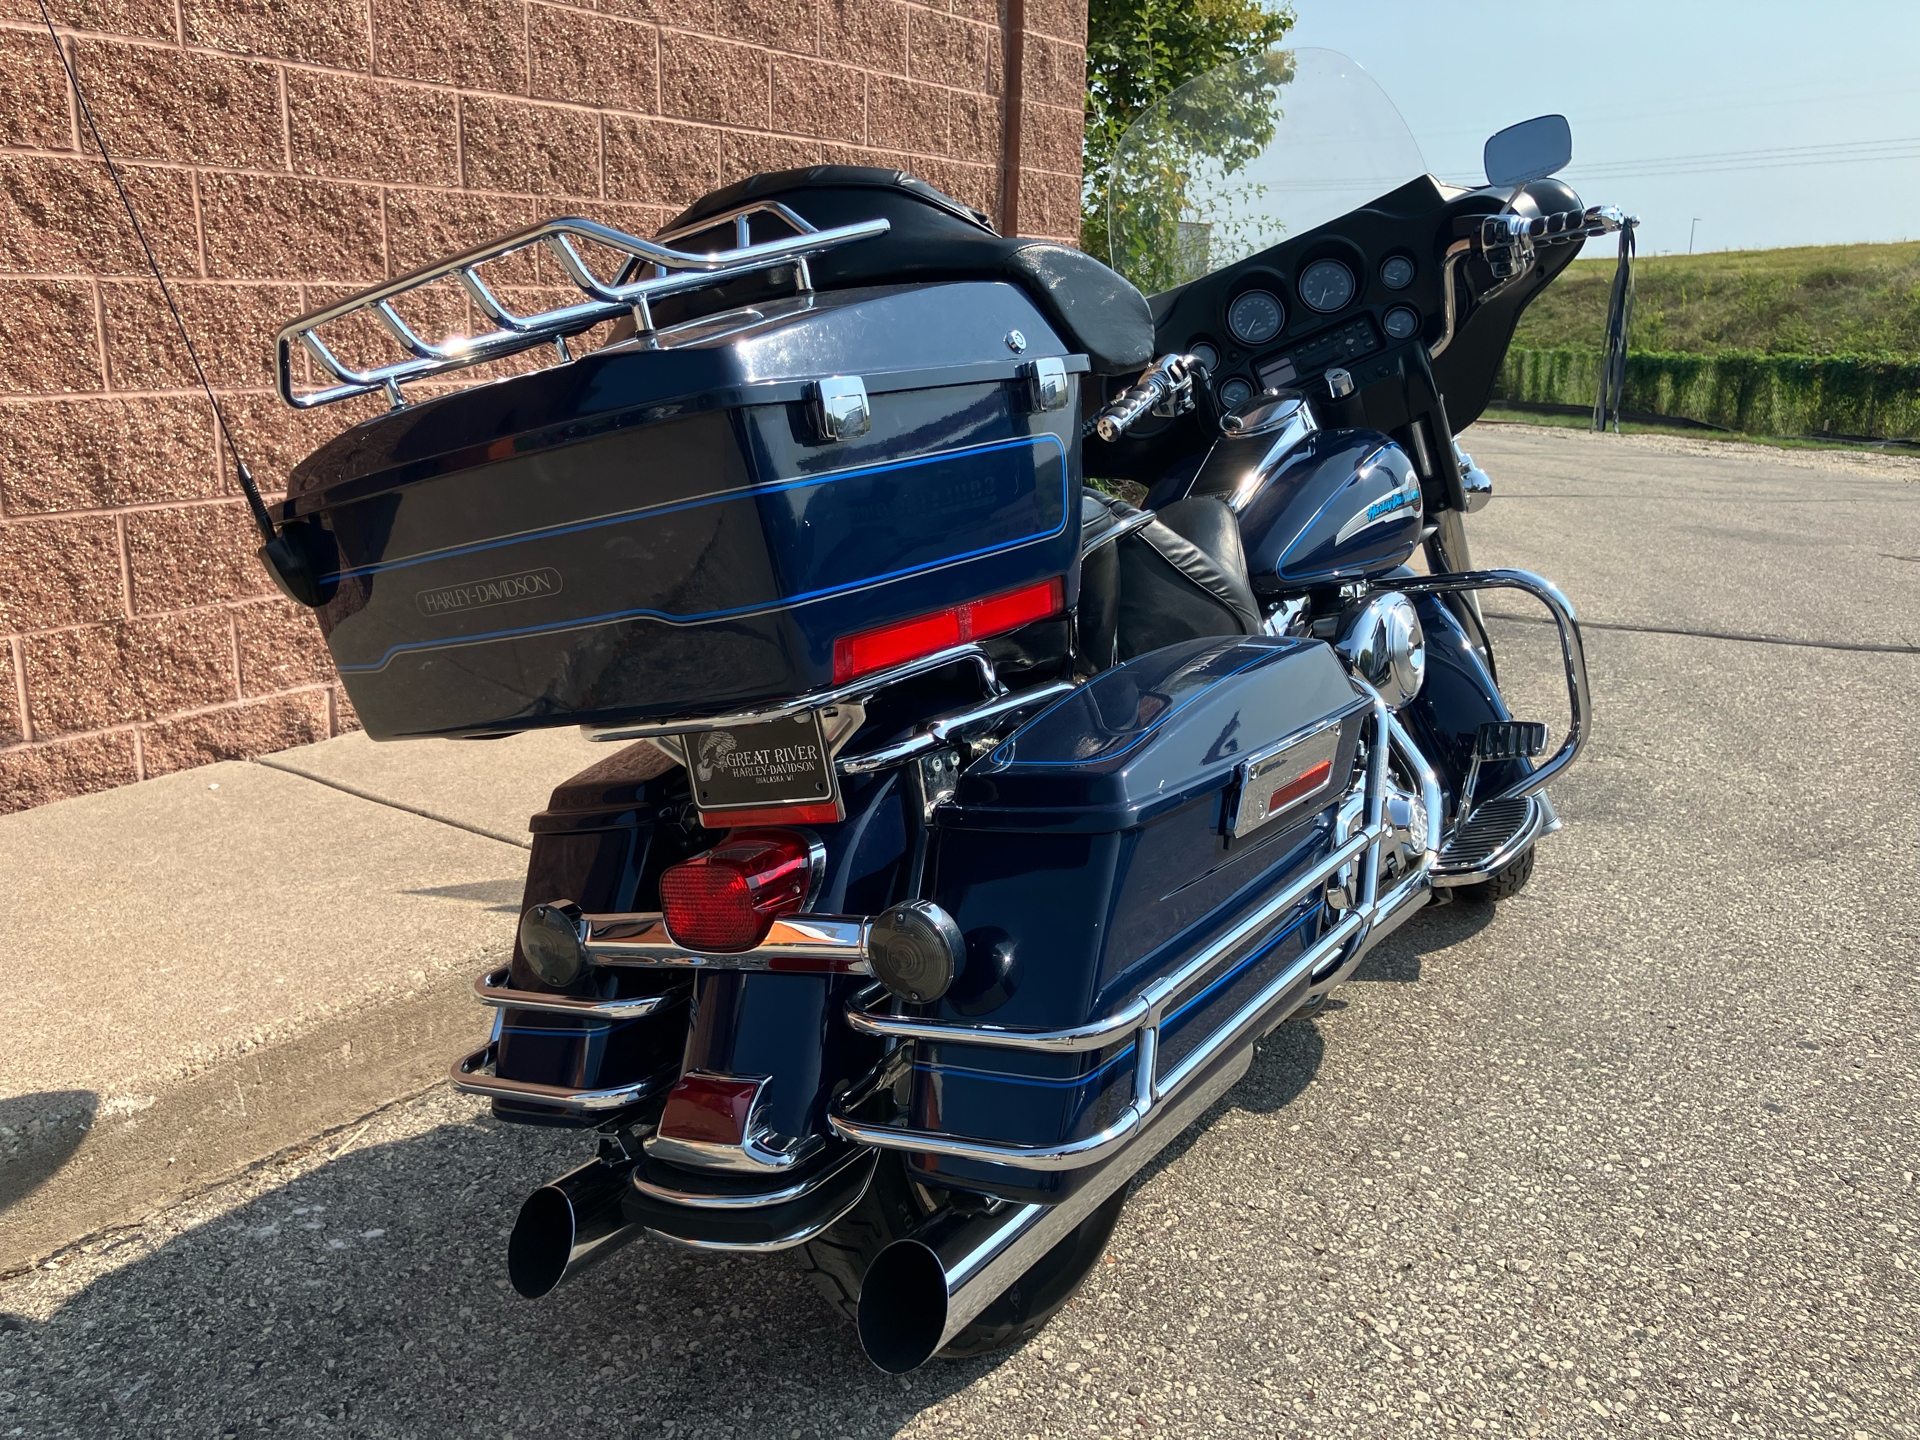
[1437,136,1920,187]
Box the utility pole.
[1689,217,1704,255]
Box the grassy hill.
[1513,240,1920,358]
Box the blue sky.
[1284,0,1920,254]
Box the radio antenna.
[34,0,277,544]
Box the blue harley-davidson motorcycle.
[257,49,1625,1370]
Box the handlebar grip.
[1094,374,1169,444]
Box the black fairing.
[1084,173,1585,493]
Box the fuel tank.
[1181,427,1423,592]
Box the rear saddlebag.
[895,636,1369,1203]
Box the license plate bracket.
[687,711,841,823]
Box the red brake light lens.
[659,829,813,952]
[832,608,965,684]
[965,577,1064,637]
[832,577,1064,683]
[658,1073,764,1147]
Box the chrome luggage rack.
[274,202,889,410]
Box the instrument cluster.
[1154,207,1444,417]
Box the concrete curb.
[1,969,486,1275]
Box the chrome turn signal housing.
[867,900,966,1004]
[518,900,589,987]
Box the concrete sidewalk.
[0,724,608,1272]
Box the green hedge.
[1495,347,1920,439]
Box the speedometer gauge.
[1299,260,1356,313]
[1227,291,1285,345]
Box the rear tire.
[798,1155,1127,1360]
[1457,844,1535,905]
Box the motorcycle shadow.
[0,1091,97,1219]
[0,913,1508,1435]
[1349,894,1497,987]
[0,1096,996,1436]
[1125,897,1496,1199]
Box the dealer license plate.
[686,711,841,820]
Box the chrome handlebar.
[1432,203,1635,359]
[1478,203,1632,248]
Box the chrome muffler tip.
[856,1238,952,1374]
[507,1157,644,1299]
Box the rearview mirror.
[1484,114,1572,188]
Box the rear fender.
[492,750,908,1131]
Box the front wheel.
[799,1155,1127,1360]
[1456,844,1535,905]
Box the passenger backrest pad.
[659,166,1154,375]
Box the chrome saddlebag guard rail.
[451,1034,676,1116]
[827,696,1442,1171]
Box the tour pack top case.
[279,280,1090,740]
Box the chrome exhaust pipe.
[856,1044,1255,1372]
[508,1157,647,1298]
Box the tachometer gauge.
[1226,291,1285,345]
[1380,256,1415,290]
[1299,260,1356,313]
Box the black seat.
[660,167,1154,376]
[1079,494,1263,669]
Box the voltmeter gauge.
[1299,260,1356,313]
[1226,291,1285,345]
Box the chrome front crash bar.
[1382,568,1590,810]
[827,696,1443,1171]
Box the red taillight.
[659,829,813,951]
[833,609,965,683]
[658,1073,764,1147]
[832,577,1064,683]
[965,577,1063,637]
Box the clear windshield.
[1106,47,1426,295]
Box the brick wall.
[0,0,1088,814]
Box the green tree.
[1081,0,1296,263]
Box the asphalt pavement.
[1,425,1915,1439]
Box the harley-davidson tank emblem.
[1334,479,1421,544]
[416,567,563,617]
